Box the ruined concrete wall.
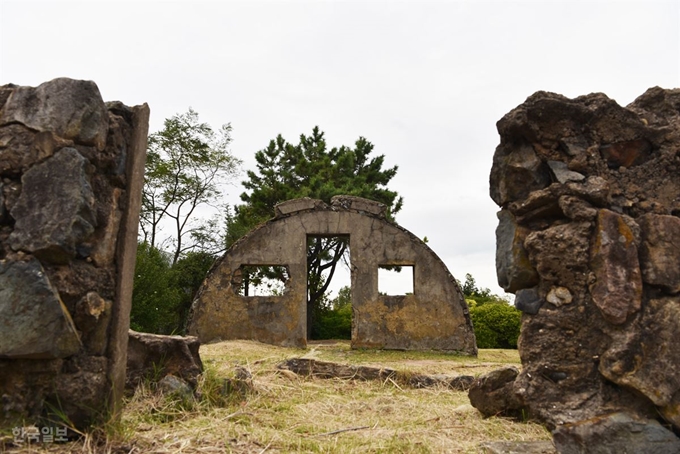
[490,87,680,435]
[0,78,148,429]
[188,196,477,354]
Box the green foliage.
[469,302,522,349]
[233,127,402,228]
[140,108,241,264]
[315,304,352,340]
[459,273,520,349]
[314,286,352,340]
[229,127,403,338]
[131,243,215,334]
[171,250,216,332]
[131,242,182,334]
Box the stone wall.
[0,78,148,429]
[490,87,680,445]
[188,196,477,354]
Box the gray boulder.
[9,148,96,263]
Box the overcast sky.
[1,0,678,297]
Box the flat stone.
[9,148,96,263]
[508,185,562,216]
[638,214,680,293]
[495,210,539,293]
[558,195,598,221]
[565,176,610,207]
[480,441,556,454]
[547,160,585,184]
[331,195,386,217]
[275,197,327,217]
[0,78,108,150]
[515,287,543,315]
[589,209,642,324]
[0,257,81,358]
[552,412,680,454]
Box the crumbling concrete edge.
[107,103,149,419]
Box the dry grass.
[3,340,550,453]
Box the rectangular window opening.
[379,265,415,296]
[233,265,289,297]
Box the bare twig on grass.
[316,425,371,437]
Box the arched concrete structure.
[187,195,477,354]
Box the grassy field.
[4,340,550,453]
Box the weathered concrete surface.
[0,78,148,429]
[489,87,680,449]
[188,195,476,354]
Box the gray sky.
[1,0,678,297]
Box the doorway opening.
[306,235,351,340]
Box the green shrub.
[131,242,182,334]
[315,304,352,340]
[469,303,521,349]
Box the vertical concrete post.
[108,104,149,418]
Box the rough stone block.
[490,143,551,206]
[495,209,539,293]
[0,257,81,358]
[638,214,680,293]
[9,147,96,264]
[514,287,543,315]
[589,209,642,324]
[126,330,203,389]
[73,292,112,356]
[600,297,680,410]
[468,366,525,418]
[524,222,591,288]
[552,412,680,454]
[0,78,109,150]
[558,195,598,221]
